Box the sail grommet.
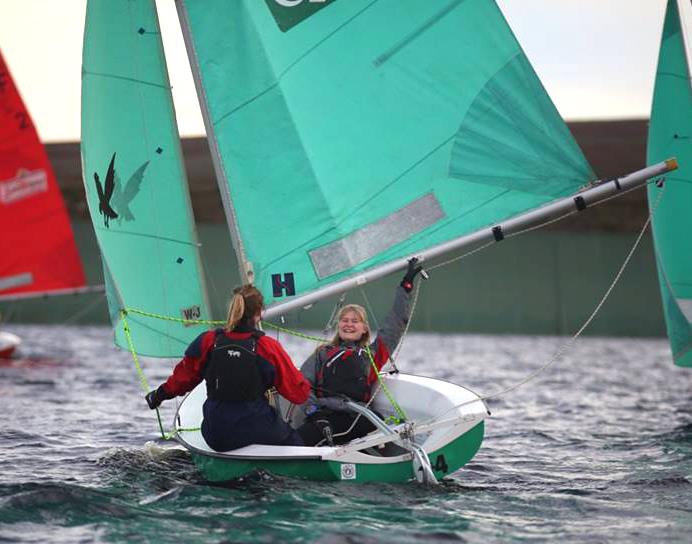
[491,226,504,242]
[574,196,587,211]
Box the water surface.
[1,325,691,543]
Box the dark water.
[1,325,691,543]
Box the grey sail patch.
[309,193,445,279]
[678,298,692,322]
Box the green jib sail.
[81,1,210,357]
[647,0,692,367]
[177,0,595,309]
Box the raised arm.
[369,258,423,371]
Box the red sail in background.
[0,51,86,299]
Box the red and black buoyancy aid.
[316,346,371,402]
[203,332,267,401]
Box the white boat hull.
[0,331,21,359]
[174,373,488,483]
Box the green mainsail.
[81,1,210,356]
[176,0,595,309]
[647,0,692,367]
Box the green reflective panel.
[181,0,593,307]
[647,0,692,367]
[82,0,210,357]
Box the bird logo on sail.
[93,154,150,228]
[111,160,149,224]
[93,153,119,228]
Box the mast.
[264,160,677,319]
[174,0,254,285]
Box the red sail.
[0,51,86,299]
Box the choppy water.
[1,325,691,543]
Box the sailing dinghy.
[647,0,692,368]
[81,0,676,483]
[0,51,101,358]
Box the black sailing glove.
[400,257,423,293]
[145,385,166,410]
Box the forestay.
[647,0,692,367]
[176,0,595,310]
[81,1,210,356]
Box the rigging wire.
[419,181,667,426]
[62,294,106,325]
[121,179,666,441]
[359,287,380,332]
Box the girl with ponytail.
[144,284,310,451]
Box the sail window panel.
[309,193,445,279]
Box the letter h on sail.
[271,272,296,297]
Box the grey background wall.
[1,120,667,337]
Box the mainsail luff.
[265,160,676,319]
[175,0,254,285]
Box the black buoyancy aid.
[203,332,267,401]
[317,346,371,402]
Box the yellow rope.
[261,321,328,343]
[122,306,408,433]
[365,345,407,423]
[120,310,168,439]
[124,307,223,326]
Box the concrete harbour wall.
[0,120,668,336]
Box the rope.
[120,310,166,439]
[63,293,105,325]
[390,281,421,365]
[365,344,407,422]
[421,183,666,425]
[262,321,328,343]
[322,293,346,336]
[123,178,665,441]
[426,178,662,273]
[359,288,380,332]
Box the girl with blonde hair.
[145,284,310,451]
[297,259,423,446]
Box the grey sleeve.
[299,349,320,407]
[371,285,411,354]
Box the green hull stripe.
[190,421,484,483]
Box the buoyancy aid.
[316,346,371,402]
[203,332,267,401]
